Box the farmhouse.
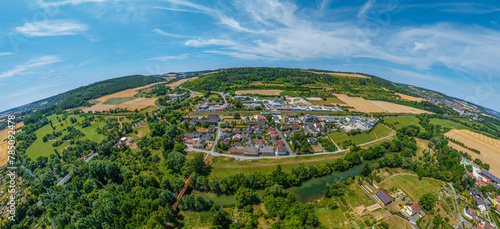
[403,202,420,216]
[232,134,242,141]
[376,189,393,205]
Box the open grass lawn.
[279,91,299,97]
[179,210,212,228]
[26,114,107,159]
[328,124,395,149]
[102,97,136,105]
[379,174,442,201]
[209,152,347,178]
[317,207,352,228]
[429,118,470,130]
[383,116,422,130]
[384,215,414,229]
[344,183,376,207]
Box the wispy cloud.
[147,53,189,61]
[153,28,192,38]
[0,52,13,56]
[15,20,89,36]
[357,0,376,18]
[0,55,62,79]
[185,39,237,47]
[37,0,109,7]
[203,50,264,60]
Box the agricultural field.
[378,174,442,201]
[102,97,136,105]
[81,81,163,112]
[383,116,421,129]
[303,70,370,78]
[445,129,500,175]
[396,93,424,102]
[279,91,299,97]
[25,114,107,159]
[235,89,284,95]
[207,152,347,178]
[328,124,395,149]
[334,94,431,114]
[0,122,24,167]
[383,215,414,229]
[429,118,470,130]
[165,77,198,88]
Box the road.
[275,128,294,156]
[187,132,396,160]
[217,92,228,107]
[448,182,472,228]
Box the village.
[179,110,381,157]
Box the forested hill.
[1,75,164,114]
[182,67,499,118]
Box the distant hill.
[0,75,164,115]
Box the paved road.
[448,182,472,228]
[275,128,294,156]
[217,92,228,107]
[210,120,222,153]
[187,132,396,160]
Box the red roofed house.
[376,189,393,205]
[403,202,420,216]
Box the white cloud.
[185,39,237,47]
[147,53,189,61]
[0,52,13,56]
[0,55,62,79]
[37,0,109,7]
[358,0,376,18]
[15,20,89,36]
[153,28,191,38]
[203,50,264,60]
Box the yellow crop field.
[445,129,500,175]
[334,94,431,114]
[235,90,284,95]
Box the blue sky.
[1,0,500,112]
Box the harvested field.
[396,93,423,102]
[445,129,500,175]
[166,77,198,88]
[304,70,370,78]
[235,89,283,95]
[368,101,431,114]
[0,122,24,167]
[334,94,431,114]
[80,82,162,112]
[334,94,384,112]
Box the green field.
[209,152,347,178]
[429,118,470,130]
[328,124,395,149]
[26,114,107,159]
[379,174,442,201]
[102,97,136,105]
[317,207,352,228]
[383,116,421,129]
[344,183,376,207]
[279,91,299,97]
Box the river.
[194,160,379,204]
